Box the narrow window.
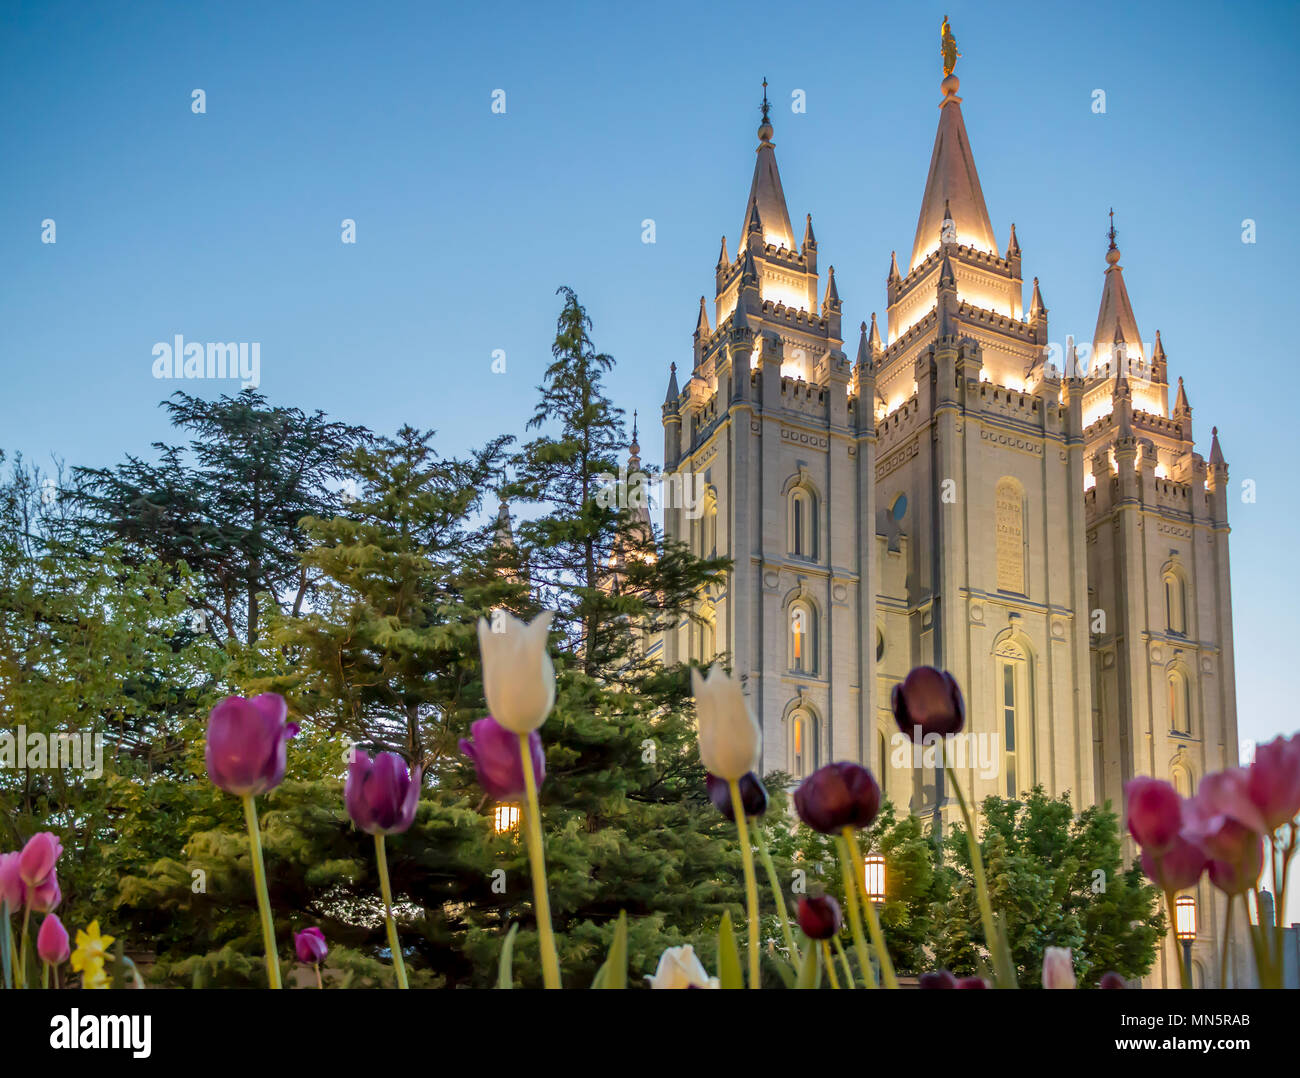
[1002,662,1017,799]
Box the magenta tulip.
[1246,734,1300,830]
[295,926,328,964]
[796,894,842,940]
[1140,834,1208,891]
[345,749,422,835]
[1208,834,1264,895]
[37,913,70,965]
[794,762,881,833]
[0,852,25,910]
[17,832,62,887]
[28,871,61,914]
[892,666,965,738]
[1124,778,1183,855]
[459,716,544,801]
[204,693,299,797]
[955,975,988,989]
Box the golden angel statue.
[941,15,960,77]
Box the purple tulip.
[1124,777,1183,855]
[1099,971,1126,989]
[459,716,545,801]
[919,970,957,989]
[295,926,328,964]
[17,832,62,887]
[345,749,422,835]
[796,894,842,940]
[955,975,988,989]
[794,762,881,833]
[0,852,25,910]
[705,771,768,821]
[1141,834,1208,891]
[892,666,965,738]
[205,693,299,797]
[1246,734,1300,830]
[37,914,70,965]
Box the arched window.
[697,603,717,664]
[1165,570,1187,635]
[789,485,818,559]
[701,495,718,558]
[994,638,1032,799]
[789,601,816,674]
[790,709,818,779]
[1168,669,1191,735]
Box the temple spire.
[664,362,679,404]
[741,77,795,248]
[628,410,641,472]
[1210,426,1225,467]
[868,311,882,356]
[695,295,711,337]
[717,234,730,268]
[803,213,816,250]
[909,23,998,270]
[822,265,841,312]
[1092,209,1144,364]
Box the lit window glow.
[493,804,521,833]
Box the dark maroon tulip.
[295,926,328,964]
[796,894,842,940]
[1246,734,1300,830]
[794,762,881,833]
[205,693,299,797]
[1208,833,1264,896]
[459,716,545,800]
[345,750,422,835]
[1124,777,1184,855]
[955,975,987,989]
[706,771,768,821]
[1140,834,1207,891]
[1099,971,1126,989]
[919,970,957,989]
[891,666,965,738]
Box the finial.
[1106,208,1121,265]
[940,15,961,94]
[632,409,639,445]
[757,77,774,143]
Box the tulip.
[28,871,60,914]
[1246,734,1300,830]
[204,693,299,797]
[918,970,957,989]
[1042,946,1076,989]
[691,667,761,781]
[0,851,25,911]
[797,894,842,941]
[1099,971,1126,989]
[794,762,881,834]
[476,610,556,734]
[646,945,719,989]
[1184,769,1268,839]
[37,914,70,966]
[459,717,544,801]
[891,666,965,738]
[294,926,328,964]
[18,832,63,887]
[1208,834,1264,895]
[345,750,422,836]
[955,975,988,989]
[1140,835,1208,891]
[1124,777,1184,855]
[706,771,767,821]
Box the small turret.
[1210,426,1225,468]
[664,361,680,405]
[856,320,870,367]
[888,250,901,283]
[868,311,883,360]
[803,213,816,251]
[717,234,730,268]
[822,265,841,314]
[1152,329,1168,383]
[1007,222,1021,258]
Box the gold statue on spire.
[941,15,960,77]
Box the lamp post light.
[1175,894,1197,987]
[493,803,521,834]
[864,854,886,906]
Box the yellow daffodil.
[70,921,115,974]
[80,955,110,990]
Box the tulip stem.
[1220,894,1233,989]
[729,779,762,989]
[42,961,49,990]
[1163,888,1189,989]
[822,941,840,989]
[754,826,800,965]
[18,904,31,990]
[841,826,898,989]
[835,835,877,989]
[519,733,561,989]
[374,834,409,990]
[315,963,323,990]
[943,743,1016,988]
[832,935,855,989]
[241,795,282,989]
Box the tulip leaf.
[592,910,628,989]
[772,954,796,990]
[795,933,821,989]
[1,900,11,990]
[497,922,519,989]
[717,910,744,989]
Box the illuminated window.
[995,639,1031,799]
[789,486,818,559]
[1169,670,1191,735]
[789,603,815,674]
[493,804,521,833]
[1002,661,1018,799]
[1165,571,1187,635]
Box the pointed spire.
[1210,426,1225,466]
[1113,365,1133,439]
[856,320,870,367]
[494,499,514,549]
[909,62,998,270]
[741,245,758,282]
[717,234,730,268]
[1173,375,1191,415]
[938,247,957,289]
[1007,222,1020,257]
[664,362,679,404]
[823,265,841,312]
[695,295,711,337]
[1093,209,1143,364]
[803,213,816,250]
[1029,276,1046,320]
[888,250,901,283]
[741,78,795,248]
[1153,328,1166,362]
[868,311,882,355]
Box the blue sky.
[2,0,1297,767]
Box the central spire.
[741,77,795,249]
[1092,209,1144,365]
[909,19,998,271]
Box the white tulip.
[645,945,720,989]
[691,667,761,781]
[477,610,556,733]
[1042,946,1076,989]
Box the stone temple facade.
[657,62,1241,987]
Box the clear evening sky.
[2,1,1297,765]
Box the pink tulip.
[1186,769,1268,837]
[1246,734,1300,831]
[18,832,63,887]
[0,852,25,910]
[1124,778,1183,854]
[295,926,328,965]
[1208,834,1264,895]
[1141,834,1207,891]
[1042,946,1076,989]
[28,871,61,914]
[37,913,70,965]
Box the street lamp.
[864,854,886,906]
[1175,895,1197,986]
[493,803,521,834]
